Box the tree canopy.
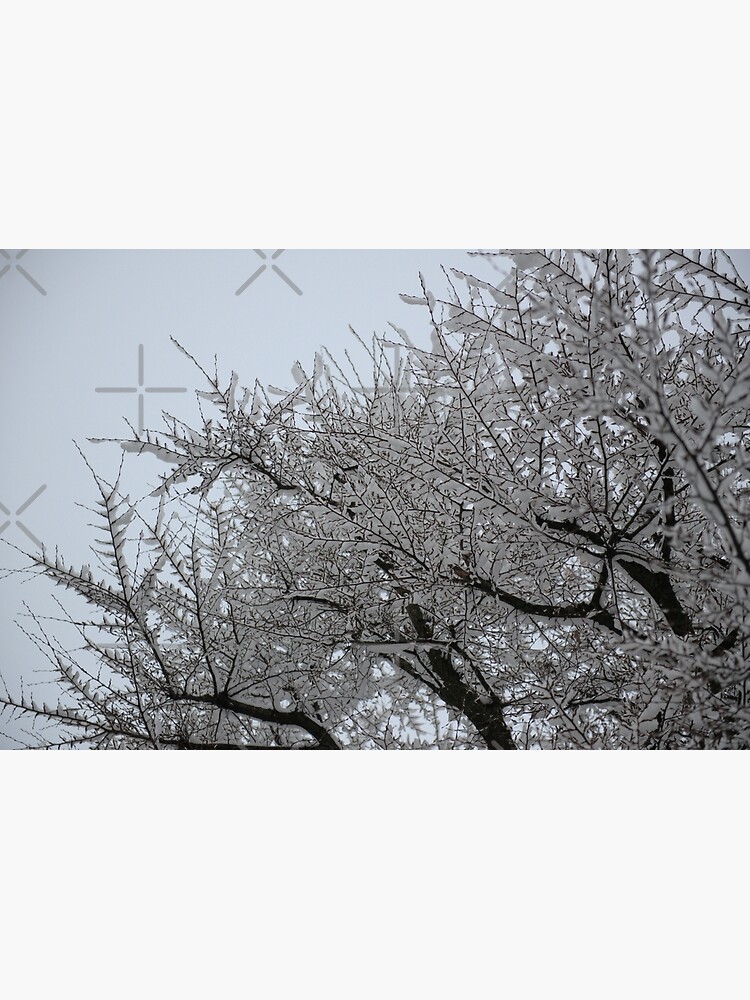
[5,249,750,748]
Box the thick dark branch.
[617,560,693,637]
[710,627,740,658]
[464,572,619,633]
[162,738,320,750]
[287,594,349,613]
[176,689,341,749]
[661,463,676,562]
[404,603,517,750]
[538,513,694,637]
[536,514,604,547]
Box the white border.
[4,1,749,246]
[2,754,747,998]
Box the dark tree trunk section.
[405,603,517,750]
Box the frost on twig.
[4,250,750,749]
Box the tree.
[4,249,750,749]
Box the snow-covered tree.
[4,250,750,748]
